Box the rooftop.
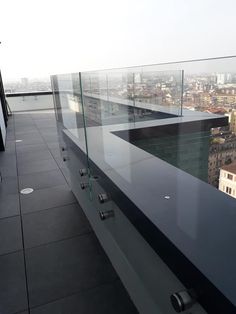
[221,162,236,174]
[2,56,236,313]
[0,109,137,314]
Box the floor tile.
[16,143,48,154]
[43,134,58,143]
[0,216,23,255]
[14,118,35,124]
[35,120,56,129]
[15,129,39,136]
[14,117,34,124]
[30,280,137,314]
[17,149,53,164]
[20,185,76,214]
[60,167,71,184]
[39,127,57,135]
[15,130,41,139]
[46,142,60,150]
[39,128,57,134]
[6,126,14,132]
[19,169,67,191]
[0,152,16,167]
[0,194,20,219]
[6,133,15,141]
[23,203,91,248]
[15,133,43,144]
[26,234,117,307]
[48,147,61,158]
[0,251,28,314]
[0,163,17,177]
[4,141,16,154]
[14,115,32,120]
[15,136,45,146]
[31,113,55,120]
[54,156,67,169]
[14,125,38,133]
[6,128,15,134]
[14,114,33,119]
[17,158,59,175]
[0,176,18,196]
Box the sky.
[1,0,236,81]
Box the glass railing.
[81,67,183,121]
[51,56,236,312]
[149,56,236,116]
[4,77,51,94]
[51,56,236,196]
[5,92,54,112]
[50,56,236,313]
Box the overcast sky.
[1,0,236,80]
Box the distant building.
[208,136,236,187]
[217,73,225,85]
[229,110,236,133]
[226,73,232,83]
[205,107,227,115]
[134,73,142,84]
[219,163,236,198]
[213,88,236,105]
[21,77,29,87]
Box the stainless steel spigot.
[79,168,87,176]
[99,210,114,220]
[98,193,109,204]
[80,182,89,190]
[170,289,196,312]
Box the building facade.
[219,163,236,198]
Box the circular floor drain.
[15,140,22,143]
[20,188,34,195]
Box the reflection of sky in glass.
[57,74,78,132]
[143,57,236,75]
[83,56,236,76]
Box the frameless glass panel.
[80,58,236,311]
[81,67,183,177]
[131,66,183,117]
[51,73,88,150]
[51,72,91,199]
[53,74,79,132]
[146,56,236,116]
[127,57,236,191]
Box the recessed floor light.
[15,140,22,143]
[20,188,34,195]
[164,195,170,200]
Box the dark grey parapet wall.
[62,110,235,313]
[6,92,54,112]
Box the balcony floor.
[0,110,137,314]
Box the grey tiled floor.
[0,110,137,314]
